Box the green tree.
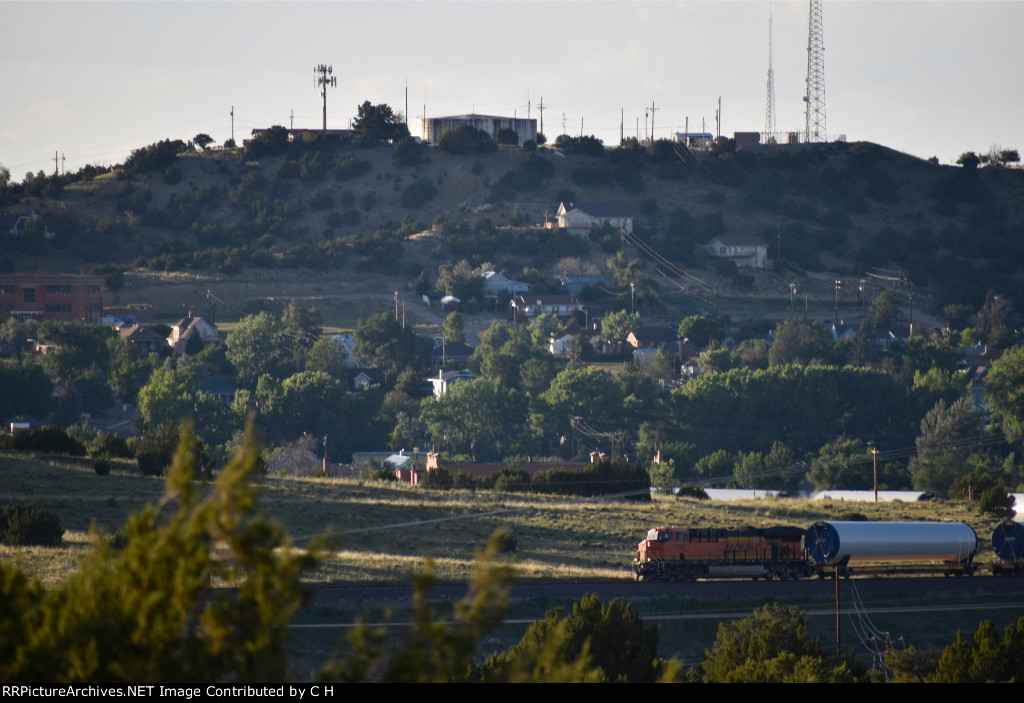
[193,133,214,151]
[322,533,513,682]
[305,336,348,378]
[479,595,663,682]
[871,289,902,326]
[533,363,622,450]
[353,311,426,377]
[678,315,724,347]
[808,437,872,490]
[956,151,980,170]
[225,312,295,388]
[0,426,322,682]
[698,604,862,682]
[931,617,1024,682]
[909,397,986,494]
[420,378,525,461]
[352,101,409,145]
[985,345,1024,445]
[768,320,833,366]
[442,311,465,344]
[601,310,640,345]
[136,365,234,446]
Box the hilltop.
[3,134,1024,327]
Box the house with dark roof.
[119,324,167,354]
[555,202,635,239]
[511,294,584,322]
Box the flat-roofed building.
[0,272,103,323]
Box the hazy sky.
[3,0,1022,177]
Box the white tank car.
[804,521,978,565]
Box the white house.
[482,271,530,299]
[705,235,768,269]
[511,295,583,321]
[555,202,635,239]
[167,314,223,353]
[428,368,477,398]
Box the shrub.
[0,504,64,547]
[162,166,183,185]
[400,178,438,208]
[496,128,519,146]
[420,466,453,490]
[13,426,86,456]
[438,125,497,155]
[93,460,111,476]
[491,527,517,553]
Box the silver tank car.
[804,521,978,565]
[991,521,1024,564]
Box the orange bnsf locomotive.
[633,525,813,581]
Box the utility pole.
[649,101,659,141]
[537,97,546,137]
[230,106,235,144]
[313,64,337,132]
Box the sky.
[3,0,1023,178]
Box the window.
[46,303,71,313]
[0,285,13,295]
[23,288,35,302]
[46,284,72,295]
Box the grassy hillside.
[4,137,1024,327]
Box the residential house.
[348,367,386,391]
[705,234,768,269]
[203,376,237,405]
[627,326,681,351]
[118,324,167,354]
[549,327,601,356]
[428,368,477,398]
[167,314,222,353]
[511,294,583,322]
[482,271,530,299]
[560,275,606,296]
[431,340,473,371]
[554,202,635,240]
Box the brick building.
[0,273,103,323]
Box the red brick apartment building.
[0,273,103,323]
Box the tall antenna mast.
[764,6,776,144]
[804,0,826,143]
[314,64,337,132]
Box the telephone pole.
[313,64,337,132]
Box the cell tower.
[314,64,337,132]
[763,8,776,144]
[804,0,826,143]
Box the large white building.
[415,114,537,145]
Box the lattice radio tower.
[314,64,337,132]
[763,7,776,144]
[804,0,826,143]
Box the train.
[633,521,991,581]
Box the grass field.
[0,449,1008,587]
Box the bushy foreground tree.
[0,425,323,682]
[696,604,866,682]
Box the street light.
[789,283,797,320]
